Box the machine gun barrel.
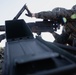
[0,25,5,31]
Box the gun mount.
[2,19,76,75]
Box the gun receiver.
[27,20,60,35]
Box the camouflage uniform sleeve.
[34,8,76,20]
[34,8,72,20]
[52,7,76,18]
[34,11,56,19]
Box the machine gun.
[0,4,61,42]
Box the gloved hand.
[25,13,32,17]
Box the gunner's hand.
[25,13,32,17]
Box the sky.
[0,0,76,24]
[0,0,76,47]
